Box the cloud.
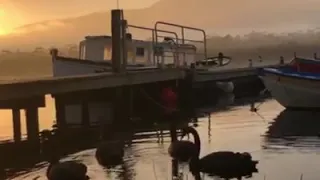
[10,20,66,35]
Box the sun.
[0,9,9,36]
[0,27,7,35]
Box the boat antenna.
[116,0,120,9]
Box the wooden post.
[121,20,128,72]
[218,52,223,66]
[111,9,123,73]
[113,87,124,130]
[25,107,40,152]
[54,96,66,130]
[280,56,284,64]
[248,59,253,67]
[12,108,21,143]
[50,48,58,61]
[81,101,90,128]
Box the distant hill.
[1,0,320,50]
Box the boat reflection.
[263,109,320,151]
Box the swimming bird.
[41,130,90,180]
[182,127,259,180]
[95,123,125,168]
[47,157,89,180]
[168,127,198,162]
[95,139,125,168]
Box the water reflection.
[263,109,320,151]
[216,93,235,107]
[12,96,320,180]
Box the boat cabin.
[78,33,197,66]
[289,57,320,73]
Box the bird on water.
[41,129,90,180]
[95,122,125,168]
[181,126,259,180]
[168,126,198,162]
[95,139,125,168]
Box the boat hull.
[260,69,320,109]
[52,56,157,77]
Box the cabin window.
[104,47,112,60]
[136,47,145,57]
[81,45,86,59]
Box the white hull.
[216,81,234,93]
[53,57,157,77]
[260,72,320,109]
[53,58,107,76]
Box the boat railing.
[128,22,207,69]
[154,21,207,66]
[127,24,181,68]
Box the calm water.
[4,97,320,180]
[0,95,55,141]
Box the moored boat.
[259,57,320,109]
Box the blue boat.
[259,57,320,109]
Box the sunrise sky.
[0,0,159,34]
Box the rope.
[250,92,268,123]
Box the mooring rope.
[250,89,269,123]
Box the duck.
[40,129,90,180]
[181,126,259,180]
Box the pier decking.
[0,68,185,100]
[0,61,285,101]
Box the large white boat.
[259,57,320,109]
[52,34,197,76]
[52,22,234,77]
[51,18,236,127]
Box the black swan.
[95,123,125,168]
[168,126,198,162]
[40,130,90,180]
[47,158,89,180]
[182,127,259,180]
[95,139,125,168]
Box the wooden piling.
[25,107,40,153]
[280,56,284,64]
[54,97,66,130]
[81,101,90,128]
[111,9,123,73]
[12,108,21,142]
[111,9,130,134]
[112,87,126,130]
[121,19,128,71]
